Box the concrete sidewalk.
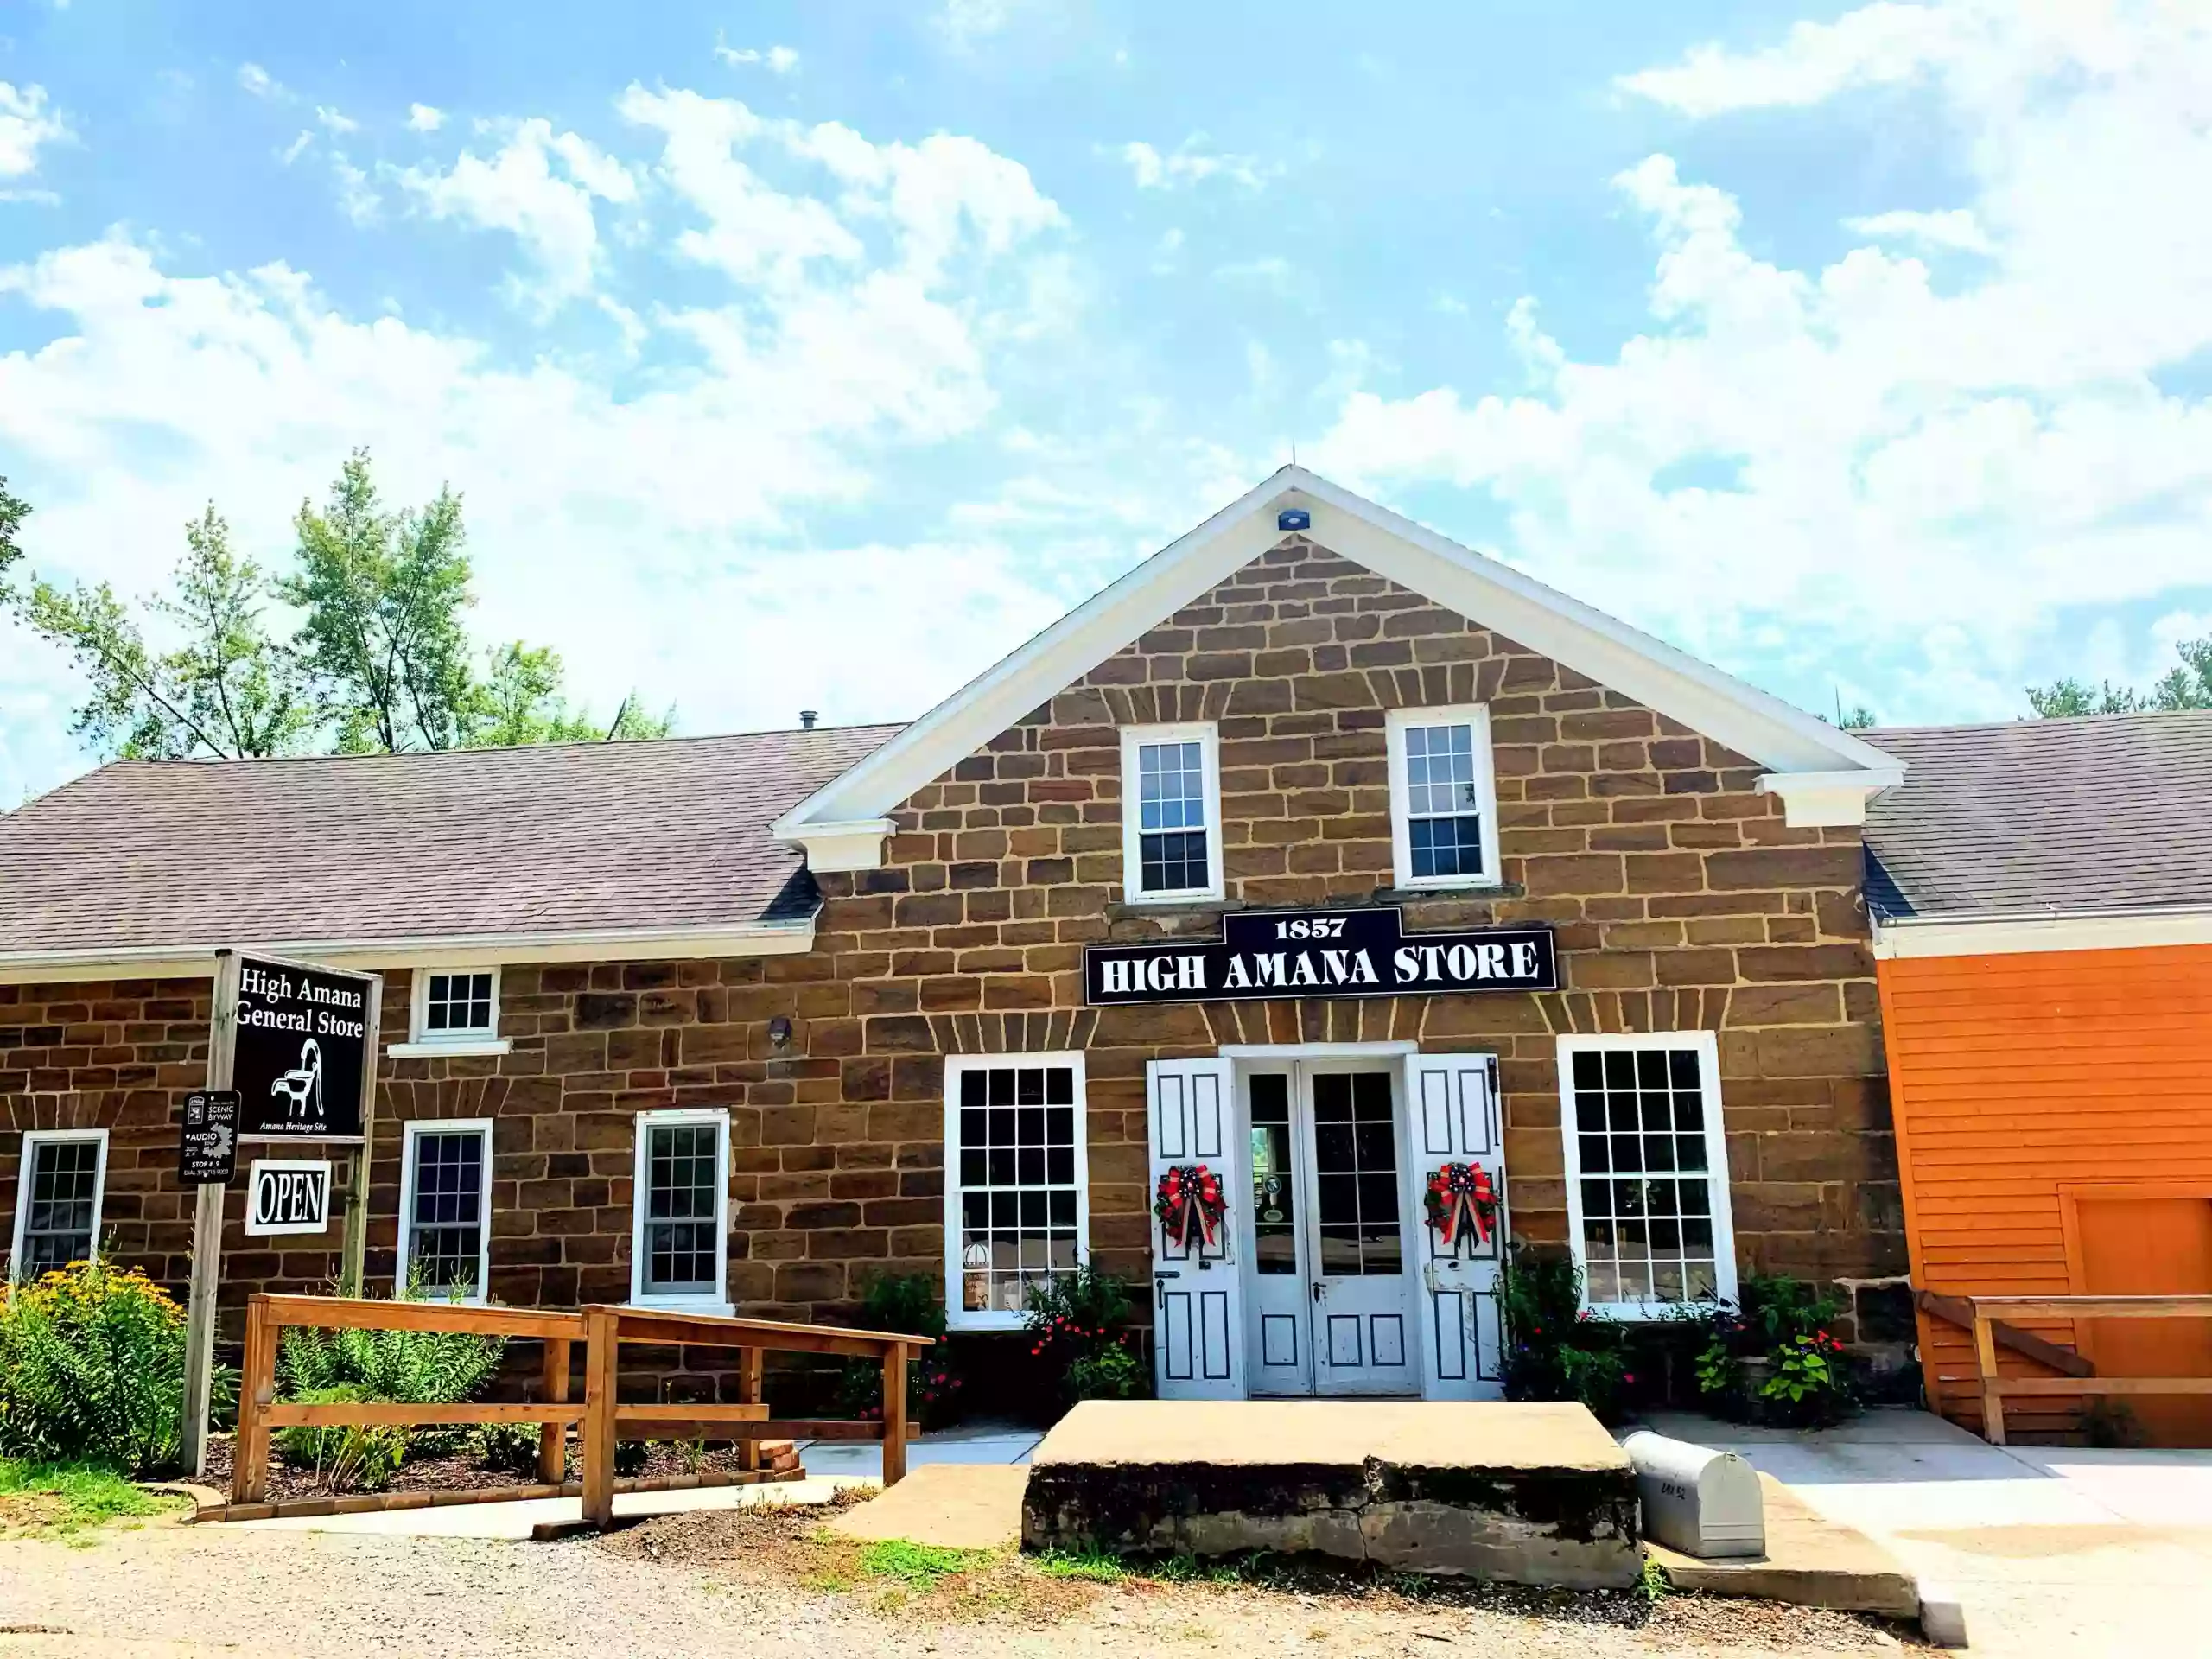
[1642,1408,2212,1657]
[793,1419,1045,1478]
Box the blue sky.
[3,1,2209,802]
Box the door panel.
[1305,1066,1416,1395]
[1243,1069,1310,1393]
[1406,1052,1507,1400]
[2075,1193,2212,1446]
[1148,1058,1244,1400]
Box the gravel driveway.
[0,1504,1922,1658]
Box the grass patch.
[858,1539,993,1587]
[0,1458,180,1539]
[1034,1547,1130,1583]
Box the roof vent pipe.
[799,710,818,730]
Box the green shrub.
[1023,1262,1144,1414]
[833,1273,963,1429]
[1496,1246,1632,1422]
[0,1261,226,1477]
[472,1419,543,1477]
[1692,1274,1855,1427]
[271,1384,407,1491]
[276,1269,505,1408]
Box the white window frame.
[1557,1031,1738,1320]
[10,1128,109,1279]
[392,966,511,1058]
[396,1118,494,1304]
[629,1108,732,1315]
[1386,704,1503,891]
[1119,722,1225,904]
[943,1052,1091,1333]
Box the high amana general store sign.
[1084,906,1558,1006]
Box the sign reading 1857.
[1084,906,1558,1007]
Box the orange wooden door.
[2075,1195,2212,1446]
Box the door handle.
[1310,1281,1325,1303]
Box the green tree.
[2028,639,2212,717]
[10,505,308,760]
[0,474,25,598]
[281,450,479,752]
[464,642,673,747]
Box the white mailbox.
[1622,1430,1764,1560]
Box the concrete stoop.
[1018,1400,1643,1590]
[1643,1473,1922,1619]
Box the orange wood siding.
[1878,942,2212,1435]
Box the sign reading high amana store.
[1084,906,1559,1006]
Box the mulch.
[197,1432,766,1504]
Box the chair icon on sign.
[270,1039,323,1121]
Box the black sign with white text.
[245,1160,333,1236]
[233,956,375,1139]
[178,1090,240,1184]
[1084,906,1559,1006]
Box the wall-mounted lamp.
[767,1015,792,1049]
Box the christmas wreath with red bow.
[1424,1162,1497,1249]
[1154,1164,1226,1250]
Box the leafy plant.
[1495,1247,1634,1421]
[833,1274,963,1430]
[276,1269,505,1408]
[472,1420,543,1478]
[271,1384,407,1491]
[1761,1332,1845,1409]
[0,1261,226,1477]
[1023,1263,1144,1414]
[1689,1275,1855,1427]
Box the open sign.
[245,1160,332,1236]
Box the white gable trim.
[774,467,1901,861]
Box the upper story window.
[11,1129,107,1278]
[1120,723,1224,903]
[404,968,504,1052]
[1386,706,1502,889]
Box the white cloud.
[0,82,70,179]
[715,41,800,75]
[938,0,1030,45]
[406,103,446,133]
[331,156,379,226]
[0,87,1114,800]
[237,62,284,100]
[395,119,636,308]
[1618,2,1970,116]
[1843,207,1993,254]
[277,130,314,167]
[1319,1,2212,721]
[1113,135,1275,192]
[315,105,359,136]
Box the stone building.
[0,467,1910,1400]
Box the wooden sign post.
[180,949,382,1478]
[181,950,239,1478]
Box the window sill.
[1378,881,1522,902]
[389,1039,512,1059]
[628,1295,734,1318]
[946,1310,1032,1334]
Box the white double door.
[1146,1052,1509,1402]
[1244,1061,1417,1395]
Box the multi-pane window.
[1248,1073,1299,1276]
[639,1118,725,1299]
[1122,726,1220,900]
[1388,707,1499,888]
[400,1122,489,1296]
[420,969,497,1039]
[1560,1036,1736,1313]
[948,1057,1086,1326]
[13,1133,105,1276]
[1310,1071,1402,1277]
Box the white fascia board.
[775,472,1294,831]
[1754,768,1907,828]
[1872,906,2212,959]
[0,917,818,985]
[776,465,1902,833]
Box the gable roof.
[775,467,1900,847]
[1865,711,2212,921]
[0,723,901,980]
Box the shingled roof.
[0,723,903,970]
[1864,711,2212,920]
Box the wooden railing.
[226,1294,929,1526]
[1933,1293,2212,1446]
